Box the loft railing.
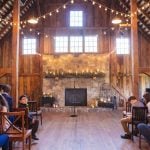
[99,83,127,108]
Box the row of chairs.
[123,102,149,148]
[0,100,43,150]
[0,110,31,150]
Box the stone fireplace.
[42,54,109,107]
[43,77,107,107]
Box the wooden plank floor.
[14,110,150,150]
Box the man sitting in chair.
[137,92,150,145]
[138,123,150,145]
[120,96,144,139]
[0,134,9,150]
[18,95,39,140]
[0,94,9,150]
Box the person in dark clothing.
[1,84,13,112]
[138,123,150,144]
[0,94,9,150]
[18,95,39,140]
[0,134,9,150]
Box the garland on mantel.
[44,71,105,78]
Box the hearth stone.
[40,106,115,113]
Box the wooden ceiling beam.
[138,9,150,21]
[0,0,35,40]
[138,1,149,9]
[138,16,150,31]
[119,0,150,38]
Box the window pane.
[116,38,129,54]
[23,38,36,54]
[70,36,83,52]
[85,36,97,52]
[70,11,83,27]
[55,36,68,53]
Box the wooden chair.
[0,111,32,150]
[13,107,29,130]
[28,101,43,125]
[131,107,148,141]
[122,101,132,117]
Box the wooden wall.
[0,35,42,102]
[0,0,150,103]
[110,32,150,98]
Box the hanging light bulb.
[71,0,74,3]
[92,1,95,5]
[63,5,66,9]
[112,17,122,24]
[27,18,38,24]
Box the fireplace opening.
[65,88,87,106]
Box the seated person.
[0,134,9,150]
[143,92,150,116]
[122,96,136,116]
[18,95,39,140]
[0,84,13,112]
[120,96,144,139]
[138,123,150,144]
[0,94,10,131]
[0,95,9,150]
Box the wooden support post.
[131,0,139,98]
[12,0,20,107]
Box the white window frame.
[116,38,130,54]
[23,38,37,55]
[70,36,83,53]
[54,36,68,53]
[84,36,98,53]
[54,35,98,53]
[70,11,83,27]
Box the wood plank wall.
[0,0,149,102]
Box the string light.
[63,5,66,9]
[0,0,130,27]
[0,0,134,40]
[92,1,96,5]
[71,0,74,4]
